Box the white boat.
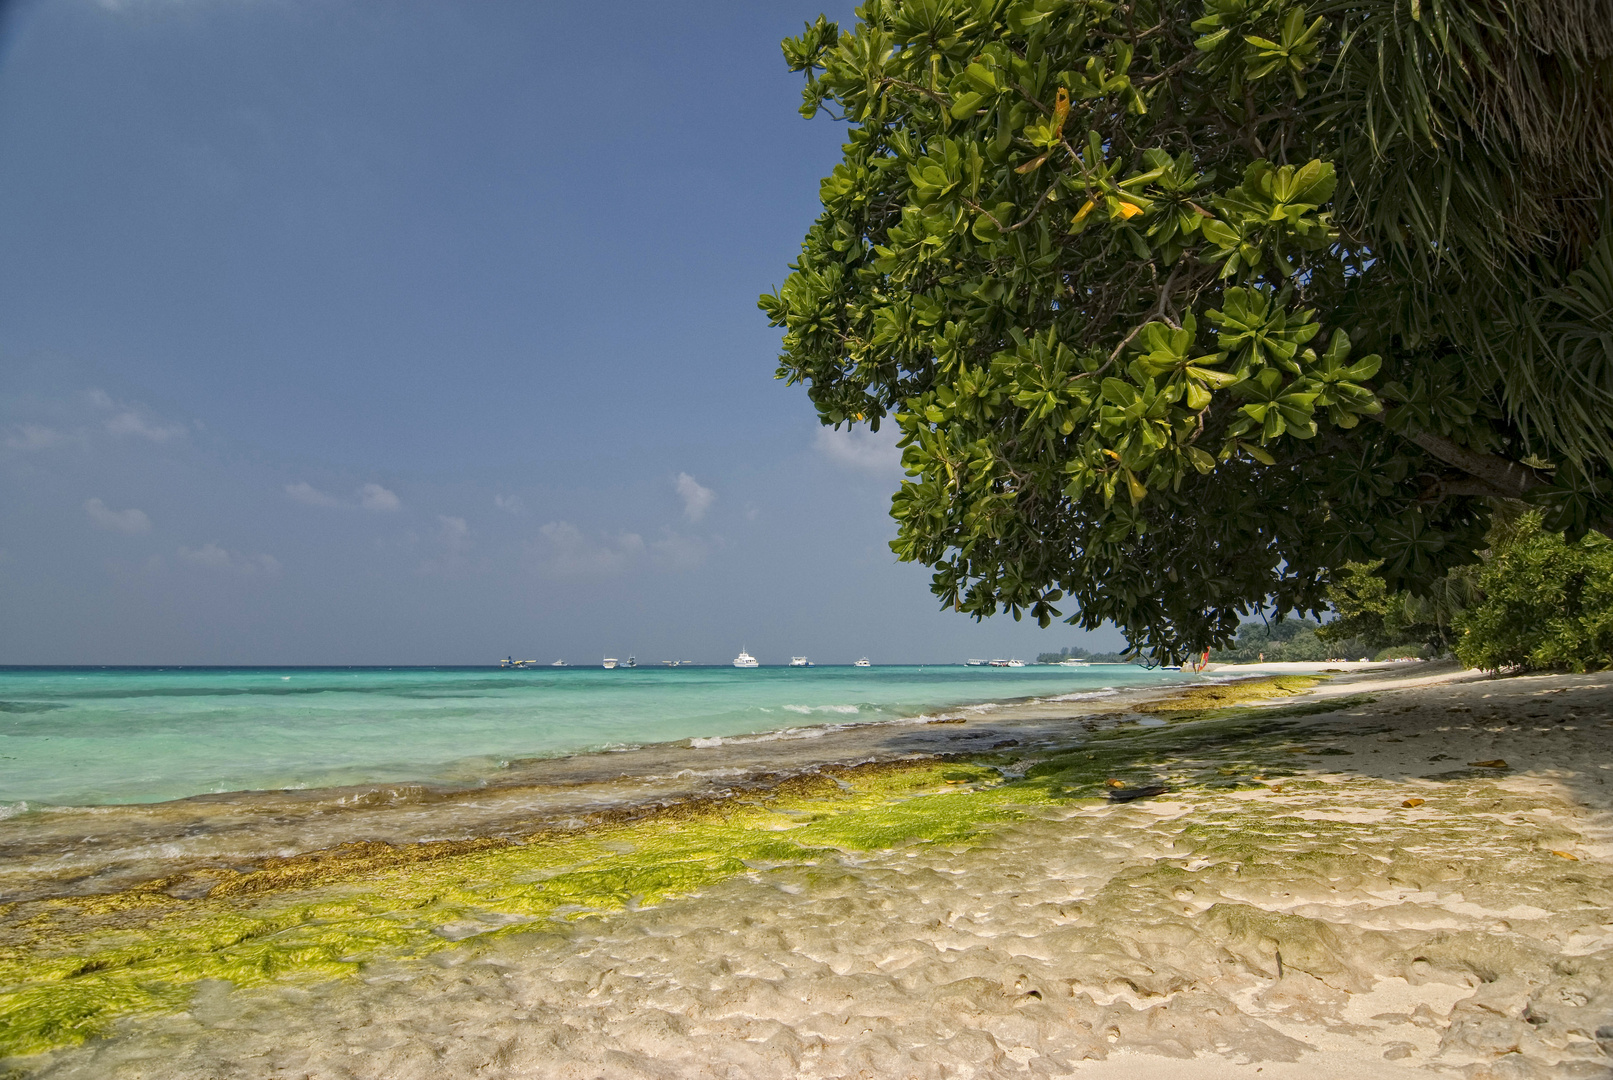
[1007,658,1024,667]
[1057,658,1088,667]
[624,656,637,668]
[965,659,986,666]
[602,658,618,669]
[789,656,810,667]
[551,659,569,667]
[733,649,759,668]
[854,657,871,667]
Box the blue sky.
[0,0,1122,665]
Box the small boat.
[602,658,618,669]
[1057,658,1088,667]
[789,656,810,667]
[965,659,986,666]
[988,659,1009,667]
[551,659,569,667]
[624,656,637,668]
[1006,658,1025,667]
[854,657,871,667]
[733,649,759,668]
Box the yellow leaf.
[1125,468,1147,502]
[1052,87,1070,133]
[1116,201,1143,220]
[1073,199,1096,223]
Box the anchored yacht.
[733,649,759,668]
[602,658,618,669]
[854,657,871,667]
[789,656,811,667]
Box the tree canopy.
[761,0,1613,660]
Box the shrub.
[1454,512,1613,672]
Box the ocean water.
[0,664,1193,808]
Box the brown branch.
[1394,420,1613,539]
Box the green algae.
[0,761,1026,1058]
[0,675,1360,1061]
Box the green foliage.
[1319,561,1472,657]
[763,0,1613,662]
[1454,512,1613,672]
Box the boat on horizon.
[602,658,618,669]
[550,659,569,667]
[987,658,1025,667]
[789,656,811,667]
[1057,658,1089,667]
[733,649,759,668]
[965,658,986,666]
[854,657,871,667]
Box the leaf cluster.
[762,0,1613,661]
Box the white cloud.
[674,472,716,522]
[649,530,709,571]
[358,483,401,512]
[414,516,476,575]
[85,498,152,535]
[438,515,470,549]
[6,424,65,451]
[105,410,187,442]
[89,388,187,442]
[814,424,903,473]
[178,543,281,575]
[494,493,527,515]
[531,521,644,580]
[285,482,342,507]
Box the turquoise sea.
[0,665,1195,808]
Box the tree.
[761,0,1613,661]
[1318,561,1473,657]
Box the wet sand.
[4,663,1612,1078]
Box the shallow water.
[0,665,1189,808]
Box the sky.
[0,0,1124,665]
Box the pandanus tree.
[761,0,1613,660]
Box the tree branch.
[1402,428,1549,500]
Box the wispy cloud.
[414,516,476,575]
[285,481,401,511]
[89,388,187,443]
[494,493,527,515]
[284,481,342,508]
[5,424,66,451]
[674,472,715,522]
[530,521,644,580]
[358,483,401,512]
[85,498,152,535]
[178,543,281,575]
[105,411,187,442]
[814,424,902,473]
[649,530,709,571]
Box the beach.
[2,662,1610,1078]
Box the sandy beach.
[4,662,1611,1079]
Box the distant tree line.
[1034,646,1139,665]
